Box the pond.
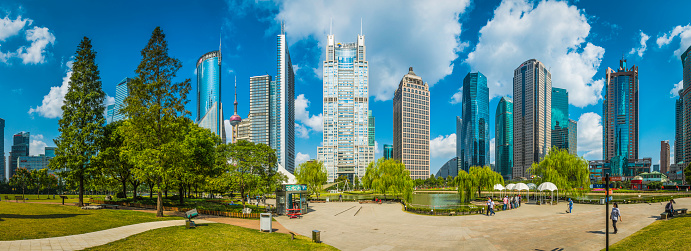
[409,193,465,209]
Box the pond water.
[409,193,463,209]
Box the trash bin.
[260,213,272,233]
[600,198,605,205]
[312,230,320,243]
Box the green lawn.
[0,202,181,240]
[608,214,691,251]
[86,223,337,251]
[1,194,104,204]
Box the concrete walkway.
[277,197,691,251]
[0,219,213,251]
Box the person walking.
[503,196,509,211]
[489,199,496,216]
[486,197,492,216]
[611,203,621,234]
[339,194,343,202]
[567,198,573,213]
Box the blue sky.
[1,0,690,175]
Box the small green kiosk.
[276,184,309,217]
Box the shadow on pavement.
[586,230,606,234]
[534,248,565,251]
[0,213,88,219]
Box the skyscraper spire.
[233,75,238,114]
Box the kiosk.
[276,184,310,218]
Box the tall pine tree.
[121,27,191,217]
[51,37,106,207]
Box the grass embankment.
[0,202,181,241]
[86,223,337,251]
[608,214,691,251]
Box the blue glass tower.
[460,72,490,171]
[551,87,572,153]
[495,97,513,180]
[0,118,4,181]
[603,59,639,176]
[273,32,295,173]
[197,50,226,143]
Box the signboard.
[602,176,622,181]
[285,184,307,191]
[591,184,614,188]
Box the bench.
[675,208,687,215]
[15,196,24,202]
[3,195,8,200]
[59,195,68,205]
[358,201,382,204]
[185,209,199,229]
[660,213,668,220]
[101,204,119,209]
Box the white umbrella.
[494,184,506,198]
[514,183,530,202]
[506,183,516,190]
[538,182,559,205]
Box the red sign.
[602,176,622,181]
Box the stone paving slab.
[0,219,213,251]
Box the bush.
[116,192,126,198]
[170,195,181,200]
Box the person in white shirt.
[610,203,622,234]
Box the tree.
[51,37,106,207]
[172,119,221,205]
[94,120,133,199]
[685,163,691,186]
[29,169,51,199]
[362,158,413,202]
[455,169,476,203]
[219,140,278,208]
[295,160,328,200]
[9,167,31,199]
[528,147,591,197]
[121,27,191,217]
[469,166,504,198]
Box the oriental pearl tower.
[229,76,242,143]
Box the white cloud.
[296,152,310,166]
[294,94,323,137]
[105,95,115,106]
[276,0,471,101]
[430,133,456,159]
[28,64,73,118]
[295,123,310,139]
[577,112,602,160]
[656,24,691,57]
[489,138,495,164]
[0,15,31,41]
[465,0,604,107]
[224,119,232,143]
[450,87,462,104]
[16,26,55,64]
[375,141,380,154]
[628,31,649,57]
[671,80,683,98]
[30,134,47,156]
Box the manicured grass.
[608,214,691,251]
[108,197,267,213]
[1,194,103,204]
[0,202,181,241]
[86,223,337,251]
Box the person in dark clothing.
[665,199,676,217]
[611,203,621,234]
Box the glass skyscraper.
[249,75,272,146]
[318,32,374,182]
[105,78,131,124]
[0,118,4,181]
[551,87,573,153]
[675,45,691,165]
[197,50,226,143]
[495,97,513,181]
[603,59,639,176]
[459,72,489,172]
[272,32,296,173]
[393,67,430,180]
[9,132,30,179]
[368,110,375,147]
[383,144,393,159]
[513,59,551,179]
[568,119,577,155]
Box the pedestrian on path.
[339,194,343,202]
[610,203,621,234]
[567,198,573,213]
[503,196,508,211]
[486,197,492,216]
[489,199,496,216]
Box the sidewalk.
[0,219,213,251]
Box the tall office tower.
[459,72,490,172]
[660,140,670,174]
[568,119,577,155]
[383,144,393,159]
[675,45,691,165]
[0,118,4,181]
[237,117,251,142]
[551,87,571,152]
[106,105,115,124]
[368,111,375,147]
[495,97,513,181]
[229,78,242,143]
[513,59,552,179]
[603,58,639,176]
[44,147,56,158]
[318,31,374,182]
[249,75,272,145]
[112,78,131,123]
[196,49,226,143]
[273,30,296,173]
[9,132,30,179]
[393,67,430,180]
[456,116,462,171]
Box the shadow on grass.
[0,213,88,219]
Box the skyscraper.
[237,116,251,143]
[551,87,574,154]
[113,78,130,122]
[318,31,374,182]
[44,146,56,158]
[603,58,639,176]
[9,132,30,179]
[249,75,272,146]
[273,31,296,173]
[0,118,4,181]
[513,59,552,179]
[459,72,490,172]
[496,97,513,181]
[675,45,691,166]
[568,119,577,155]
[660,140,670,174]
[383,144,393,160]
[196,49,226,143]
[393,67,430,180]
[368,110,375,147]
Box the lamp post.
[605,173,610,250]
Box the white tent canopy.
[514,183,529,191]
[527,183,537,190]
[505,183,516,190]
[538,182,558,191]
[493,184,505,190]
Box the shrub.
[116,192,126,198]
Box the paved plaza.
[276,197,691,251]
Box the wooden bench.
[675,208,687,215]
[185,209,199,229]
[101,204,119,209]
[660,212,668,220]
[15,196,24,202]
[289,231,297,240]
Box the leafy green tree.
[120,27,191,217]
[362,158,413,201]
[172,119,221,204]
[455,169,476,203]
[51,37,106,207]
[685,163,691,186]
[29,169,52,199]
[10,167,32,199]
[94,120,133,198]
[469,165,504,198]
[295,160,328,199]
[218,140,278,208]
[529,147,591,197]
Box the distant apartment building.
[249,75,272,146]
[9,132,30,179]
[675,45,691,166]
[495,97,513,181]
[660,140,670,174]
[393,67,430,180]
[237,116,251,143]
[383,144,393,160]
[652,164,660,173]
[459,72,490,172]
[513,59,552,179]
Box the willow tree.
[51,37,106,207]
[295,160,327,199]
[529,147,590,197]
[121,27,191,217]
[363,158,413,202]
[455,169,476,203]
[469,165,504,198]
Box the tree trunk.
[148,183,154,199]
[156,180,164,217]
[132,183,139,199]
[79,176,84,207]
[241,188,246,209]
[122,180,128,199]
[178,185,184,205]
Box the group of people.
[485,195,523,216]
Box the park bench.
[358,201,381,204]
[660,212,668,220]
[185,209,199,229]
[675,208,687,215]
[101,204,120,209]
[3,195,8,200]
[59,195,68,205]
[15,196,24,202]
[289,232,297,240]
[287,208,302,219]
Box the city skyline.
[2,0,691,176]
